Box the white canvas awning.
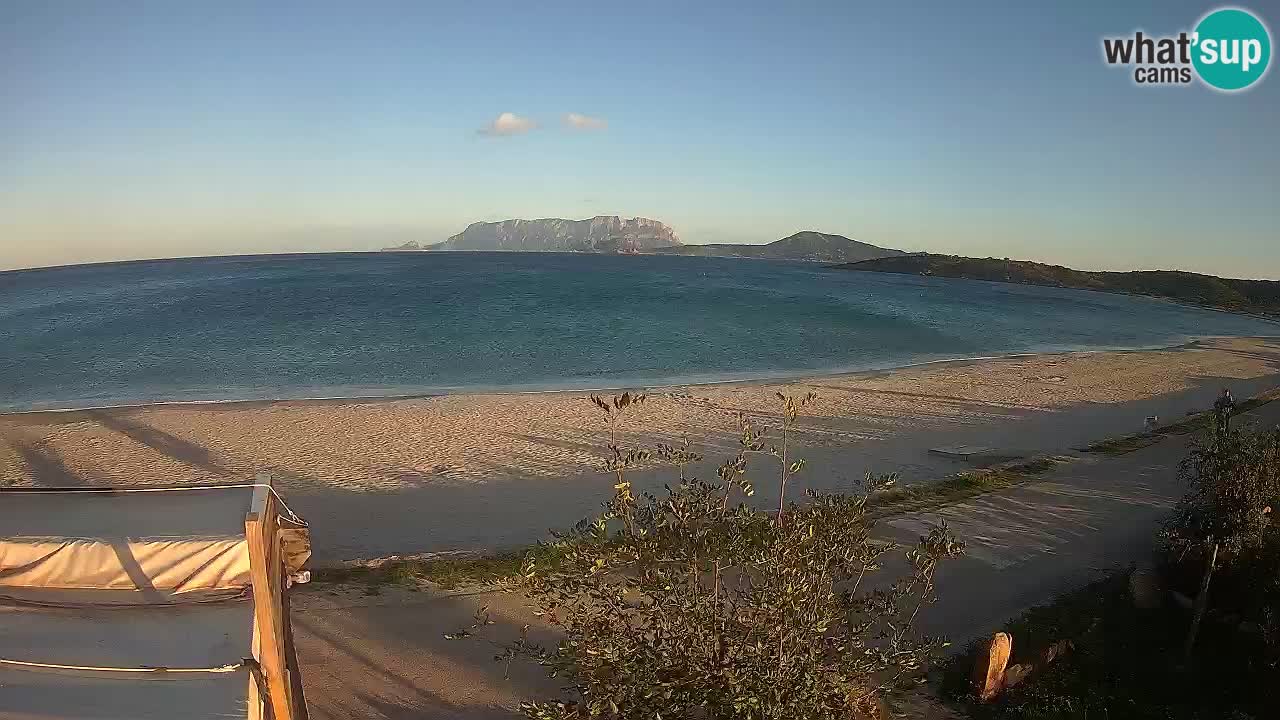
[0,535,250,600]
[0,484,310,720]
[0,601,254,720]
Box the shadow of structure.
[83,409,230,474]
[1,434,88,486]
[294,588,558,720]
[108,538,165,604]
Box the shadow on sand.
[1,435,88,486]
[83,409,230,474]
[294,588,558,720]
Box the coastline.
[4,336,1280,562]
[2,334,1266,416]
[833,259,1280,321]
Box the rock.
[1002,662,1034,690]
[972,632,1012,702]
[434,216,681,253]
[996,639,1072,696]
[1040,639,1073,665]
[1129,567,1163,609]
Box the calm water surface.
[1,252,1274,411]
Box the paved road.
[292,400,1280,719]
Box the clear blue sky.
[2,1,1277,276]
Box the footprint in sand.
[1030,376,1067,384]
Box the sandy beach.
[3,336,1279,562]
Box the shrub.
[1161,421,1280,660]
[465,392,964,719]
[1164,423,1280,563]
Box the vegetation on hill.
[653,231,905,263]
[835,253,1280,316]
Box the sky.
[2,1,1277,277]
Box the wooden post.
[1182,541,1219,662]
[247,488,295,720]
[282,581,310,720]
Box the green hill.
[833,254,1280,317]
[652,231,904,263]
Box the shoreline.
[4,335,1280,561]
[4,334,1269,417]
[832,260,1280,322]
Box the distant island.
[384,216,680,254]
[383,218,905,263]
[835,253,1280,317]
[650,231,904,263]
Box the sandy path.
[2,336,1279,561]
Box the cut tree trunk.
[1182,541,1219,662]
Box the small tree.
[468,392,964,719]
[1163,421,1280,660]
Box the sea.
[1,252,1275,412]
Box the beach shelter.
[0,481,311,720]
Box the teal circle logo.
[1192,8,1271,91]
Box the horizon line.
[3,248,1279,282]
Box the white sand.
[3,336,1279,561]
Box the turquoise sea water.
[1,252,1275,412]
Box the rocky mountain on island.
[651,231,905,263]
[381,240,422,251]
[425,216,681,253]
[382,223,906,263]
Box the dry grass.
[316,456,1067,590]
[312,547,564,591]
[1077,433,1163,455]
[866,456,1066,518]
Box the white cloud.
[563,112,608,131]
[477,112,536,136]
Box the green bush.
[464,392,964,719]
[1161,421,1280,659]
